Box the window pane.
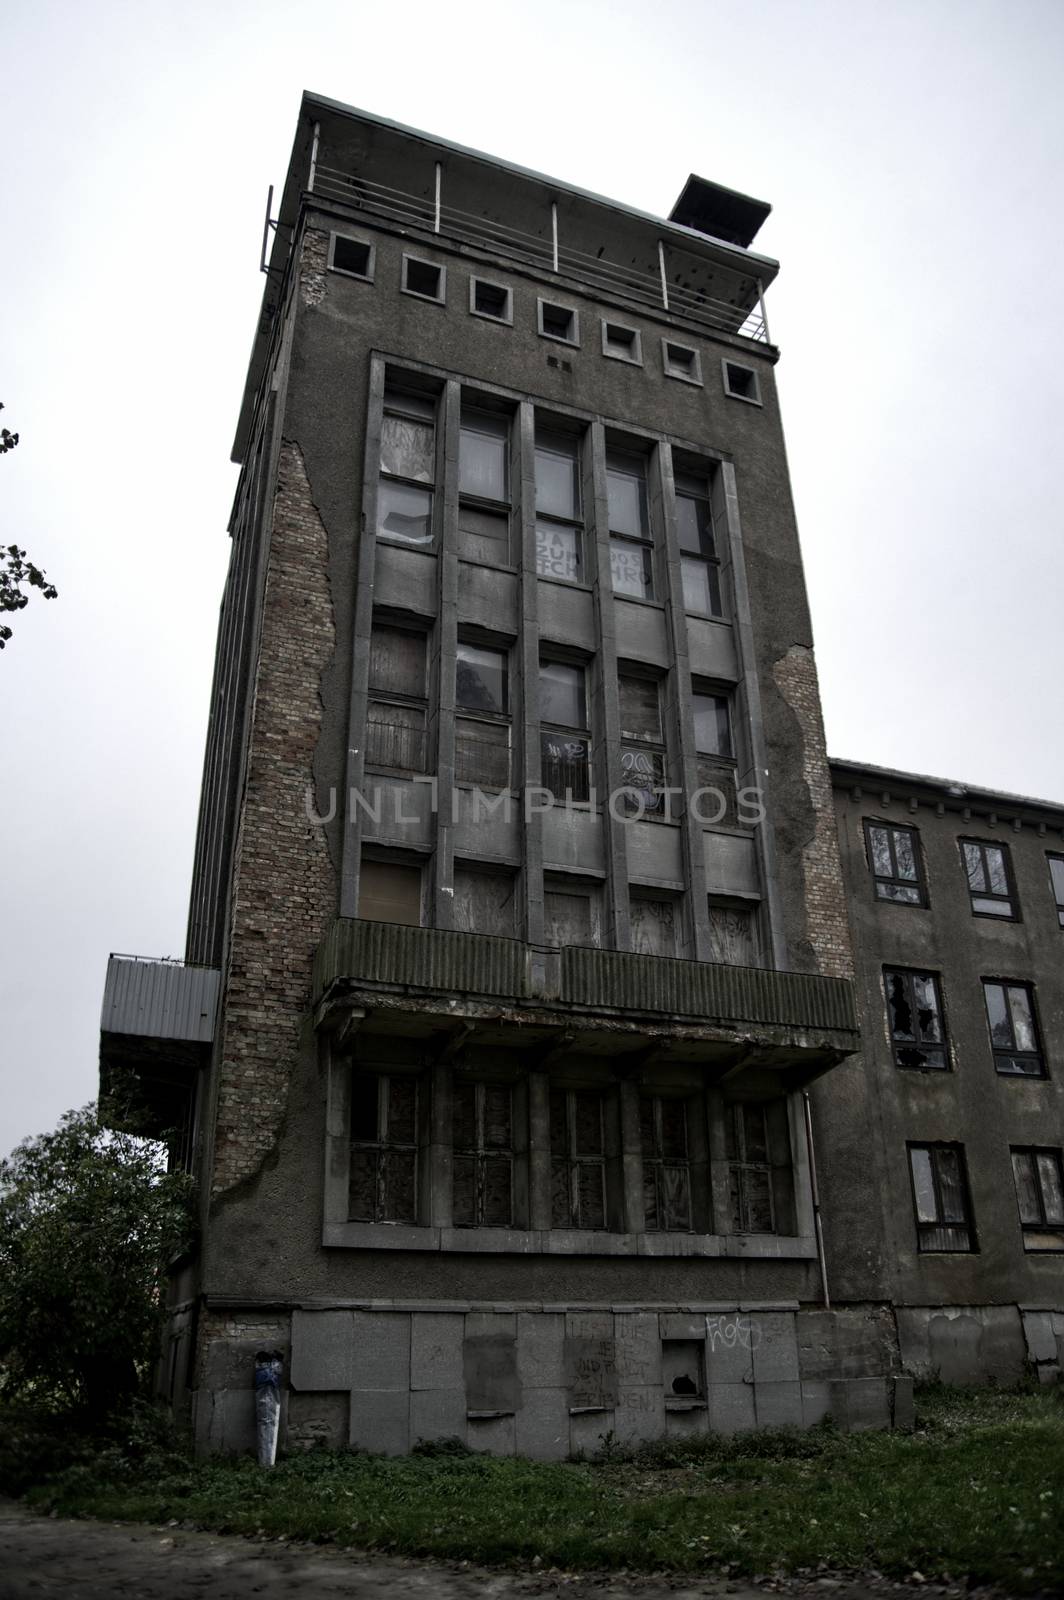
[963,842,987,893]
[692,692,731,756]
[535,434,579,519]
[456,642,507,714]
[369,627,425,698]
[743,1168,774,1232]
[983,983,1011,1047]
[459,412,508,501]
[386,1077,418,1144]
[912,974,943,1043]
[631,898,677,957]
[381,1149,417,1223]
[359,859,421,925]
[675,490,713,558]
[574,1091,604,1155]
[453,1081,477,1149]
[886,971,914,1040]
[1037,1153,1064,1224]
[972,896,1012,917]
[577,1163,606,1229]
[893,829,918,882]
[348,1149,378,1221]
[621,747,666,815]
[869,826,892,878]
[541,732,590,801]
[455,718,510,789]
[661,1164,691,1230]
[535,519,581,582]
[619,676,662,742]
[681,556,721,616]
[540,661,585,728]
[550,1159,571,1227]
[452,1154,476,1225]
[377,479,433,544]
[660,1099,687,1159]
[351,1075,379,1143]
[878,882,922,905]
[987,847,1009,896]
[1049,856,1064,908]
[1012,1150,1041,1225]
[483,1086,512,1148]
[381,411,434,482]
[606,455,648,537]
[483,1156,513,1226]
[910,1148,937,1223]
[610,538,654,599]
[1008,986,1036,1052]
[935,1148,966,1224]
[459,504,509,565]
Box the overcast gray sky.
[2,0,1062,1158]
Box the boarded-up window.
[726,1103,774,1233]
[366,701,426,771]
[619,676,662,742]
[543,887,599,948]
[550,1088,607,1230]
[452,869,516,938]
[460,409,509,503]
[455,718,510,789]
[358,858,422,926]
[630,897,678,957]
[349,1073,419,1223]
[640,1096,692,1231]
[707,901,758,967]
[367,626,427,772]
[453,1081,513,1227]
[370,627,426,698]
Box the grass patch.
[9,1386,1063,1592]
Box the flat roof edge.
[829,756,1064,819]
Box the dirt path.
[0,1500,993,1600]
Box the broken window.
[618,674,667,818]
[349,1073,419,1223]
[675,472,722,618]
[725,1103,775,1233]
[640,1095,692,1231]
[1011,1146,1064,1251]
[455,640,511,789]
[982,980,1045,1076]
[864,821,926,907]
[550,1088,607,1230]
[884,968,949,1070]
[453,1081,514,1227]
[662,1339,705,1400]
[358,856,422,926]
[535,428,583,583]
[543,880,602,948]
[706,899,758,967]
[962,839,1017,919]
[630,896,679,957]
[540,659,590,801]
[378,386,436,546]
[451,868,516,938]
[607,450,654,601]
[908,1143,974,1253]
[1047,854,1064,928]
[366,624,428,772]
[330,234,373,279]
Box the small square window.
[470,277,512,324]
[538,300,579,345]
[402,255,446,303]
[330,234,374,281]
[602,321,642,364]
[662,340,702,385]
[722,361,762,405]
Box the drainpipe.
[802,1091,830,1308]
[254,1349,284,1466]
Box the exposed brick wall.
[772,645,854,980]
[300,228,329,308]
[210,442,336,1196]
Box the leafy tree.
[0,1106,194,1416]
[1,400,59,650]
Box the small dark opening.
[725,362,757,399]
[605,323,636,352]
[333,237,371,278]
[542,303,575,340]
[474,280,509,318]
[406,258,443,299]
[667,342,695,373]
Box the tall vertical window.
[455,639,510,789]
[453,1081,514,1228]
[982,980,1045,1076]
[692,687,735,822]
[640,1096,691,1231]
[864,822,926,906]
[459,406,511,566]
[366,624,428,773]
[883,969,949,1070]
[618,674,666,818]
[607,450,654,600]
[349,1073,419,1223]
[534,428,583,583]
[1011,1147,1064,1250]
[908,1143,974,1252]
[675,471,722,618]
[961,839,1017,919]
[726,1103,774,1233]
[550,1088,607,1230]
[1047,855,1064,928]
[540,659,590,801]
[377,387,436,546]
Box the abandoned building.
[98,92,1063,1456]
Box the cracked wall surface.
[209,441,336,1196]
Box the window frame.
[639,1093,693,1232]
[726,1102,776,1235]
[348,1070,421,1224]
[674,468,723,620]
[1010,1145,1064,1250]
[617,672,669,821]
[452,1079,516,1229]
[721,359,762,405]
[981,978,1047,1078]
[882,967,950,1072]
[539,656,591,803]
[401,253,447,304]
[534,426,585,586]
[1047,853,1064,928]
[606,448,655,603]
[907,1142,976,1253]
[377,384,438,549]
[455,637,512,791]
[661,338,703,386]
[328,232,375,282]
[961,838,1019,921]
[365,621,430,776]
[549,1085,610,1232]
[601,319,643,365]
[863,820,927,908]
[537,298,580,346]
[468,276,513,324]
